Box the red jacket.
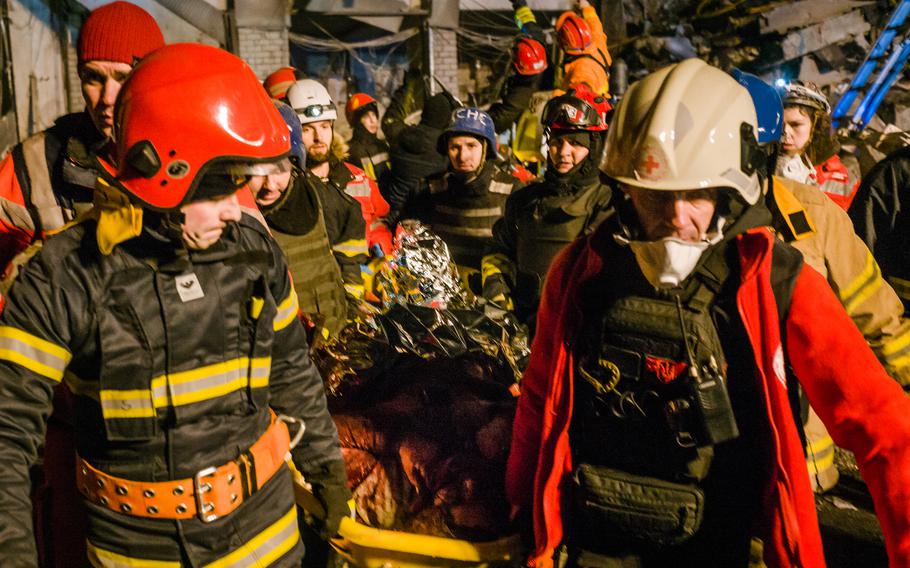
[506,225,910,568]
[812,154,859,211]
[332,161,393,254]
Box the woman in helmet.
[482,84,612,322]
[777,80,861,210]
[555,0,611,97]
[413,107,526,288]
[345,92,391,186]
[0,44,349,566]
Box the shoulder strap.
[20,133,65,234]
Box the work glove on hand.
[305,460,352,539]
[482,273,514,312]
[511,0,528,8]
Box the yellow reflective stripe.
[100,357,271,418]
[333,239,368,257]
[87,540,181,567]
[273,289,299,332]
[345,283,365,299]
[839,252,883,314]
[204,507,299,568]
[0,326,71,382]
[805,434,834,455]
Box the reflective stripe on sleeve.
[0,326,71,382]
[332,239,368,257]
[839,252,883,314]
[273,289,299,332]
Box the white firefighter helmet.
[287,79,337,125]
[600,58,763,205]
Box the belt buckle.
[193,466,218,523]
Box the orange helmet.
[513,37,548,76]
[99,43,290,211]
[264,66,298,100]
[556,12,592,55]
[345,93,379,124]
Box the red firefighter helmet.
[542,83,611,132]
[264,66,298,100]
[345,92,379,124]
[513,37,548,76]
[555,12,592,55]
[99,43,290,211]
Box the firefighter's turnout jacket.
[0,213,345,566]
[771,176,910,386]
[0,111,101,274]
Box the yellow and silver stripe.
[86,507,299,568]
[0,326,71,382]
[332,238,368,257]
[100,357,271,419]
[273,289,299,332]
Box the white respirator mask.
[619,218,726,289]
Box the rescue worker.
[383,91,459,224]
[849,145,910,316]
[288,79,393,258]
[0,4,163,565]
[506,58,910,568]
[0,0,164,277]
[0,43,351,566]
[486,0,548,134]
[253,102,347,340]
[735,70,910,493]
[264,66,300,101]
[414,107,525,288]
[776,80,860,210]
[345,93,391,186]
[285,79,371,298]
[482,84,612,321]
[555,0,611,97]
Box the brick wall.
[430,27,458,95]
[237,27,289,80]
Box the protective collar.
[93,176,144,255]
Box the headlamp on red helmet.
[542,86,611,132]
[513,37,548,76]
[555,12,592,55]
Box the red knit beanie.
[77,1,164,66]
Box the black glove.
[511,0,528,8]
[304,460,352,539]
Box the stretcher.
[293,469,524,568]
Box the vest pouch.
[572,463,704,547]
